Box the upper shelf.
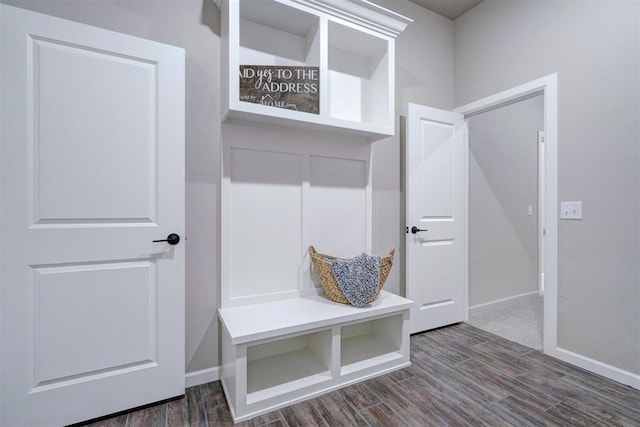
[220,0,412,141]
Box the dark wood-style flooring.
[83,323,640,426]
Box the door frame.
[453,73,558,355]
[538,130,546,297]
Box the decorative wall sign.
[239,65,319,114]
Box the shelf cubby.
[340,313,404,375]
[246,330,332,403]
[327,20,390,126]
[239,0,319,66]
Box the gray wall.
[372,0,454,297]
[1,0,455,374]
[469,95,543,307]
[455,0,640,374]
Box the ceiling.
[409,0,483,20]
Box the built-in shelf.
[219,291,412,422]
[217,1,414,421]
[340,314,404,375]
[239,0,319,67]
[327,20,389,126]
[221,0,412,140]
[246,331,331,403]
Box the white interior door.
[1,5,185,426]
[406,103,467,334]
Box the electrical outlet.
[560,201,582,220]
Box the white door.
[1,5,185,426]
[406,103,467,334]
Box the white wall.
[220,121,373,308]
[469,94,543,307]
[2,0,455,375]
[455,0,640,374]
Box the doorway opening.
[464,93,544,350]
[454,73,558,355]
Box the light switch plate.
[560,201,582,220]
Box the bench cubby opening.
[246,330,332,403]
[340,313,404,375]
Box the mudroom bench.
[218,291,412,422]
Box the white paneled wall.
[221,122,372,307]
[308,156,368,257]
[229,148,303,300]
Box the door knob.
[411,226,428,234]
[153,233,180,245]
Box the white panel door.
[1,5,185,426]
[406,103,467,334]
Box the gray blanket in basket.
[330,253,381,307]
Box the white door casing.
[453,74,558,359]
[538,130,546,297]
[1,5,185,426]
[406,104,467,334]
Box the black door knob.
[153,233,180,245]
[411,226,428,234]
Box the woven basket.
[309,245,394,305]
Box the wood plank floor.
[82,323,640,426]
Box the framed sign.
[239,65,319,114]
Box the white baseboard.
[549,347,640,390]
[469,290,539,314]
[185,366,220,388]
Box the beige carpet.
[468,294,543,351]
